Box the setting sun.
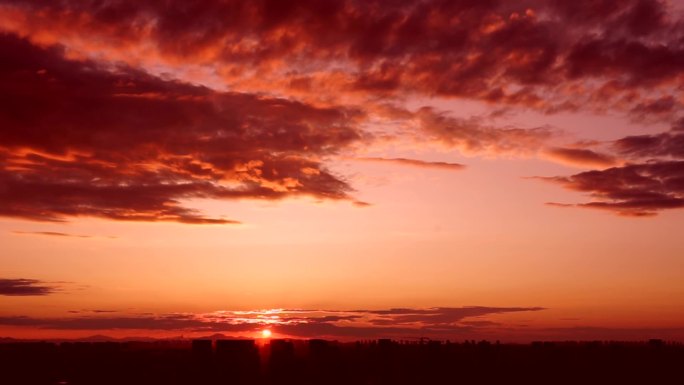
[2,0,684,383]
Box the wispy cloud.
[415,108,554,157]
[12,231,92,238]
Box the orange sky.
[1,0,684,342]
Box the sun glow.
[261,329,272,338]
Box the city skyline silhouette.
[2,0,684,383]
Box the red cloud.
[356,157,465,171]
[1,0,681,115]
[1,1,683,222]
[0,34,362,223]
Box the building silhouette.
[1,338,683,384]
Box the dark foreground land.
[1,338,682,385]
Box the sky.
[1,0,684,342]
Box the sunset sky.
[1,0,684,342]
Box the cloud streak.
[356,157,465,171]
[0,307,545,339]
[544,147,618,168]
[11,231,93,238]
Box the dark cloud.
[545,118,684,216]
[0,278,57,296]
[614,127,684,159]
[4,312,683,341]
[0,315,254,332]
[360,307,545,326]
[68,310,119,314]
[0,34,362,224]
[544,161,684,216]
[275,322,471,339]
[356,157,465,170]
[563,36,684,86]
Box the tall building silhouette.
[215,339,260,384]
[191,339,213,356]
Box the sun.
[261,329,272,338]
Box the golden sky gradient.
[1,0,684,341]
